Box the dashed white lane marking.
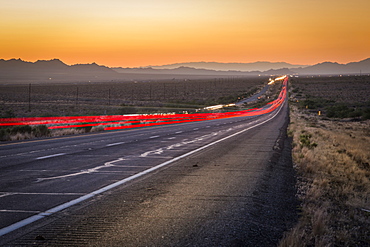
[36,153,66,160]
[193,128,199,130]
[106,142,125,147]
[149,135,160,139]
[36,158,126,182]
[175,131,183,134]
[167,137,176,140]
[0,101,285,237]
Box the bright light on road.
[268,75,287,85]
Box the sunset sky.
[1,0,369,67]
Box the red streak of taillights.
[0,78,287,131]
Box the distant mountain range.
[148,61,306,72]
[0,58,369,84]
[114,58,370,75]
[292,58,370,75]
[112,66,294,77]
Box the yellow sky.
[1,0,369,67]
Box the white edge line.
[0,101,285,237]
[36,153,66,160]
[106,142,125,147]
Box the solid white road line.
[0,101,285,237]
[106,142,125,147]
[36,153,66,160]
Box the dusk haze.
[1,0,369,67]
[1,1,369,246]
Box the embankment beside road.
[279,105,370,246]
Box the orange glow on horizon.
[1,0,369,67]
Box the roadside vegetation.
[0,124,106,141]
[290,75,370,120]
[280,76,370,246]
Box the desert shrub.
[78,125,93,132]
[118,106,137,114]
[10,132,32,141]
[0,125,51,141]
[90,125,105,132]
[51,128,85,136]
[32,125,50,137]
[300,97,334,110]
[0,110,16,118]
[348,109,363,118]
[0,128,8,141]
[9,125,32,134]
[324,104,370,120]
[326,105,353,118]
[301,99,319,109]
[362,108,370,120]
[299,133,318,149]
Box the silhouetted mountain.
[149,61,306,72]
[264,68,294,75]
[291,58,370,75]
[0,59,118,83]
[33,59,69,70]
[70,62,115,73]
[346,58,370,73]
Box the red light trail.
[0,77,287,131]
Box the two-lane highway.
[0,77,297,246]
[0,104,280,236]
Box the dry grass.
[90,125,105,132]
[280,104,370,246]
[9,132,33,141]
[50,128,86,137]
[1,125,90,141]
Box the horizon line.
[1,57,369,68]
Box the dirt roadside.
[280,105,370,246]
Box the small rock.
[35,235,45,241]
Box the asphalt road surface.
[0,98,298,246]
[235,84,269,106]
